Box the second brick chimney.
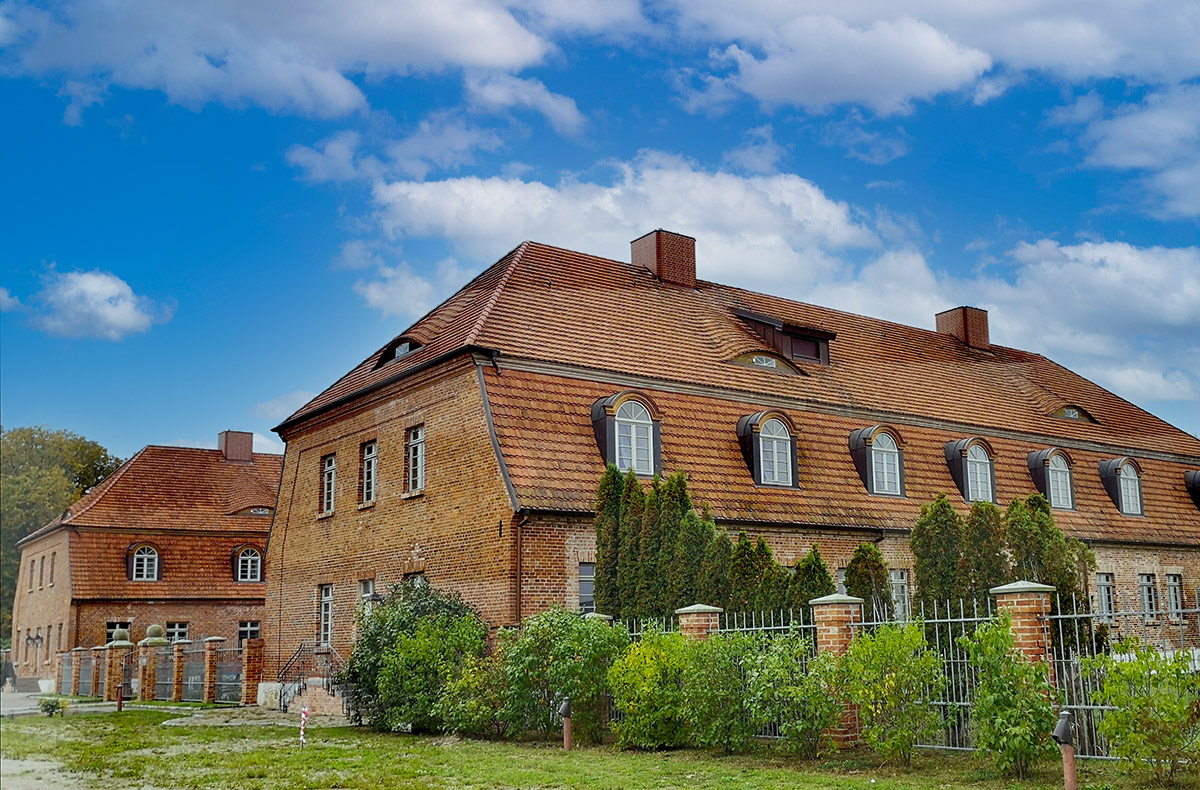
[218,430,254,464]
[936,306,990,349]
[632,229,696,288]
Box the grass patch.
[1,711,1135,790]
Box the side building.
[10,431,281,688]
[262,231,1200,698]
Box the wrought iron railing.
[277,642,346,713]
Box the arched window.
[1048,454,1073,509]
[759,419,792,486]
[131,546,159,581]
[871,433,901,495]
[615,400,653,475]
[236,547,262,583]
[966,445,993,502]
[1119,463,1142,515]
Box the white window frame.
[359,579,377,615]
[1138,573,1159,619]
[238,621,260,647]
[237,548,262,583]
[1048,454,1073,509]
[165,622,189,642]
[872,433,901,495]
[578,562,596,613]
[890,569,911,620]
[105,621,131,643]
[407,426,426,493]
[321,455,336,514]
[132,546,159,581]
[758,418,792,486]
[319,584,334,645]
[1166,574,1183,621]
[1119,464,1142,515]
[966,444,992,502]
[615,401,653,475]
[1096,573,1115,621]
[361,441,377,504]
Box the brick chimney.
[936,306,990,349]
[218,430,254,464]
[631,229,696,288]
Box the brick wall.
[71,600,264,648]
[9,529,72,679]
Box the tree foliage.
[635,476,665,618]
[748,630,844,757]
[697,531,733,610]
[789,544,836,614]
[1005,494,1094,602]
[957,501,1009,602]
[910,493,963,607]
[607,628,690,749]
[844,543,890,615]
[669,507,714,611]
[376,613,486,732]
[435,652,510,739]
[616,471,645,618]
[683,632,761,752]
[1,426,121,636]
[592,465,623,619]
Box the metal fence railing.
[620,615,677,641]
[214,648,243,703]
[154,647,174,700]
[59,653,72,694]
[181,648,205,702]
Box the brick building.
[262,230,1200,697]
[10,431,280,687]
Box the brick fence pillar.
[104,641,133,702]
[138,636,169,701]
[991,581,1056,687]
[241,638,265,706]
[203,636,226,704]
[172,640,190,702]
[811,593,865,746]
[674,604,723,640]
[69,648,83,696]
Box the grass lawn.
[1,711,1136,790]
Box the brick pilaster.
[203,636,225,704]
[810,593,865,746]
[674,604,722,640]
[70,648,83,696]
[104,642,133,702]
[991,581,1056,687]
[241,638,264,706]
[172,640,190,702]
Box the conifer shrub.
[956,500,1009,602]
[698,531,733,610]
[910,494,963,608]
[789,544,836,615]
[749,629,843,757]
[608,628,690,749]
[682,632,761,752]
[844,543,890,616]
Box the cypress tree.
[789,544,836,613]
[957,500,1009,602]
[727,532,757,612]
[1005,494,1094,603]
[698,531,734,610]
[592,465,624,617]
[669,507,714,610]
[756,561,792,611]
[658,472,692,568]
[636,476,664,617]
[616,470,645,620]
[910,493,964,610]
[845,543,891,617]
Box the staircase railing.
[277,642,347,713]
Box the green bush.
[341,580,481,729]
[843,621,945,766]
[501,609,629,743]
[39,697,66,717]
[376,613,486,733]
[683,632,760,752]
[435,652,509,739]
[608,628,690,749]
[1082,638,1200,786]
[749,629,843,757]
[959,612,1057,779]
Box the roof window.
[377,337,422,368]
[733,308,834,365]
[1052,405,1096,423]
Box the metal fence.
[77,653,93,697]
[1048,587,1200,759]
[59,653,72,694]
[120,651,136,700]
[620,615,677,640]
[181,647,205,702]
[95,652,106,697]
[154,647,174,700]
[214,648,243,703]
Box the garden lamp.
[1052,710,1077,790]
[558,697,572,751]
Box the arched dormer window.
[234,546,263,583]
[737,412,799,488]
[945,438,995,503]
[849,426,905,497]
[1185,470,1200,511]
[128,545,160,581]
[591,393,662,476]
[1099,457,1143,516]
[1028,449,1074,509]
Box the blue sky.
[1,0,1197,459]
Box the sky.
[1,0,1198,460]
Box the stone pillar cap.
[173,639,194,645]
[204,636,227,643]
[105,640,135,648]
[139,637,171,647]
[583,612,613,622]
[990,580,1056,595]
[72,646,88,652]
[809,593,865,606]
[674,603,724,615]
[90,645,107,651]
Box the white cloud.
[721,124,787,173]
[56,80,106,126]
[253,390,318,421]
[286,131,363,183]
[29,267,173,341]
[385,113,506,178]
[0,287,21,311]
[5,0,551,120]
[509,0,646,36]
[820,113,912,164]
[353,257,467,319]
[465,74,586,136]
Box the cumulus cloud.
[353,257,467,319]
[385,113,506,178]
[465,74,586,136]
[722,124,787,173]
[0,287,22,312]
[25,267,173,341]
[820,113,912,164]
[253,390,318,422]
[286,131,364,183]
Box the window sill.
[358,501,376,511]
[401,490,424,500]
[317,511,335,520]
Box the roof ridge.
[465,241,528,347]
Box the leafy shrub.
[39,697,66,717]
[683,632,760,752]
[435,652,509,739]
[341,580,480,729]
[501,609,629,743]
[749,629,843,757]
[843,622,945,765]
[1082,638,1200,785]
[608,628,690,749]
[376,613,486,732]
[959,612,1057,779]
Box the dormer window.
[1186,470,1200,511]
[376,337,422,368]
[128,545,160,581]
[945,438,995,503]
[734,308,835,366]
[1099,457,1144,516]
[235,547,263,583]
[730,351,796,374]
[737,412,799,488]
[1028,449,1074,509]
[849,426,905,497]
[1052,404,1097,423]
[752,355,777,369]
[591,393,662,476]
